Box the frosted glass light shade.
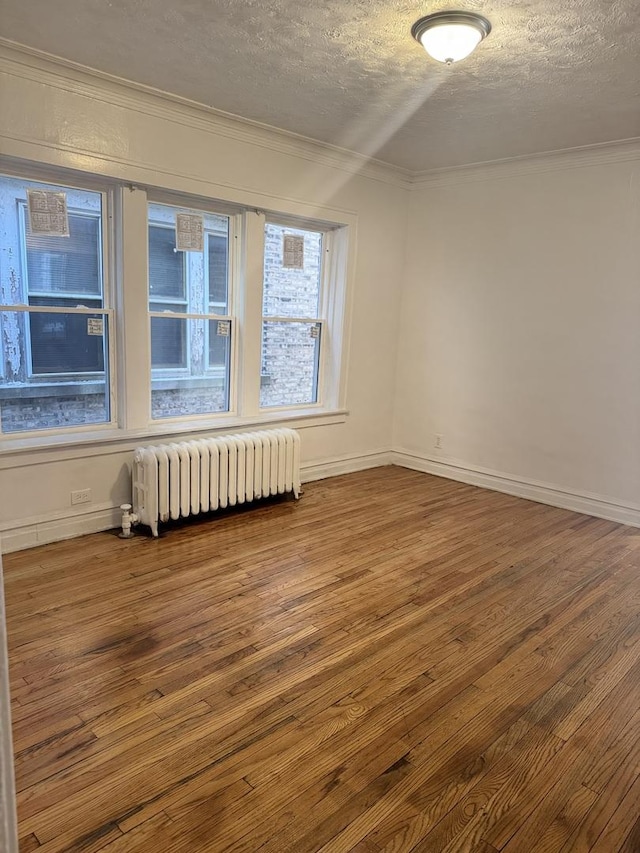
[412,12,491,65]
[419,23,482,63]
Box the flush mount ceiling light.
[411,11,491,65]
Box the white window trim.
[1,161,355,451]
[0,409,349,463]
[0,172,117,436]
[258,219,350,414]
[260,221,325,410]
[18,197,107,380]
[146,197,239,422]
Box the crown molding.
[0,132,366,221]
[411,137,640,189]
[2,38,638,193]
[0,39,413,191]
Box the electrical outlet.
[71,489,92,505]
[435,434,443,449]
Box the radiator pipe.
[119,504,139,539]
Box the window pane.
[208,231,229,313]
[150,315,186,370]
[29,306,105,375]
[208,318,229,367]
[26,214,101,297]
[148,203,230,313]
[263,224,322,318]
[260,321,320,408]
[151,318,231,419]
[0,310,110,433]
[148,225,185,300]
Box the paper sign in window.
[175,213,204,252]
[310,324,320,339]
[282,234,304,269]
[217,320,230,337]
[27,189,70,237]
[87,318,104,336]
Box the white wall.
[394,149,640,524]
[2,45,639,550]
[0,46,409,550]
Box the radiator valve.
[119,504,138,539]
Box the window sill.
[0,408,349,468]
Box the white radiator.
[131,428,301,537]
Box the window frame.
[259,218,336,412]
[146,196,239,423]
[18,201,107,382]
[0,158,353,452]
[148,219,190,375]
[0,169,117,439]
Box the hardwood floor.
[3,466,640,852]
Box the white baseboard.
[0,504,122,554]
[0,451,394,553]
[392,450,640,528]
[301,450,393,482]
[4,447,636,554]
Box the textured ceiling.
[2,0,639,172]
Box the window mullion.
[238,211,265,417]
[117,186,150,430]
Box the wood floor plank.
[18,833,41,852]
[3,466,639,853]
[559,733,640,848]
[588,773,640,853]
[371,683,568,850]
[618,816,640,853]
[534,785,600,853]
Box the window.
[260,223,324,408]
[24,210,104,375]
[0,164,349,443]
[148,202,233,420]
[0,175,111,434]
[149,224,187,369]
